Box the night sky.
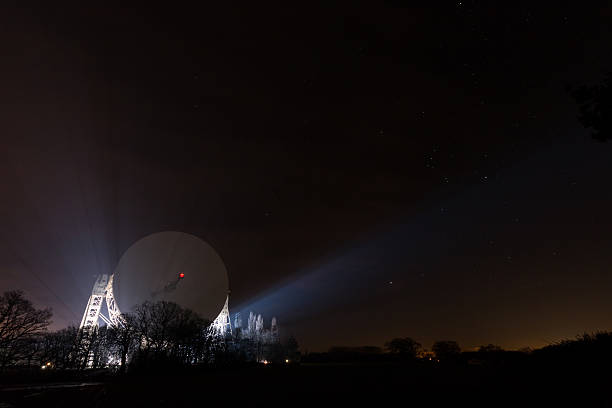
[2,3,612,352]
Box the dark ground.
[1,362,610,407]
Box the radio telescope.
[79,231,231,334]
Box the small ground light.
[285,359,289,363]
[179,273,185,278]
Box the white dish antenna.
[112,231,230,322]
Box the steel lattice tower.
[80,275,231,335]
[79,274,123,329]
[210,295,232,336]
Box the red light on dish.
[179,273,185,279]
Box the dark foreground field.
[1,361,611,407]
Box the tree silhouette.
[1,295,287,370]
[478,344,503,353]
[0,290,52,368]
[384,337,422,359]
[37,326,95,369]
[105,314,139,372]
[130,300,211,369]
[571,72,612,141]
[80,326,110,369]
[432,340,461,362]
[284,336,300,363]
[37,327,76,369]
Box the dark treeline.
[4,289,612,375]
[302,335,612,371]
[0,290,299,373]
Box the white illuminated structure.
[80,274,232,336]
[209,295,232,336]
[80,231,233,339]
[79,274,122,329]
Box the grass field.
[1,361,610,407]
